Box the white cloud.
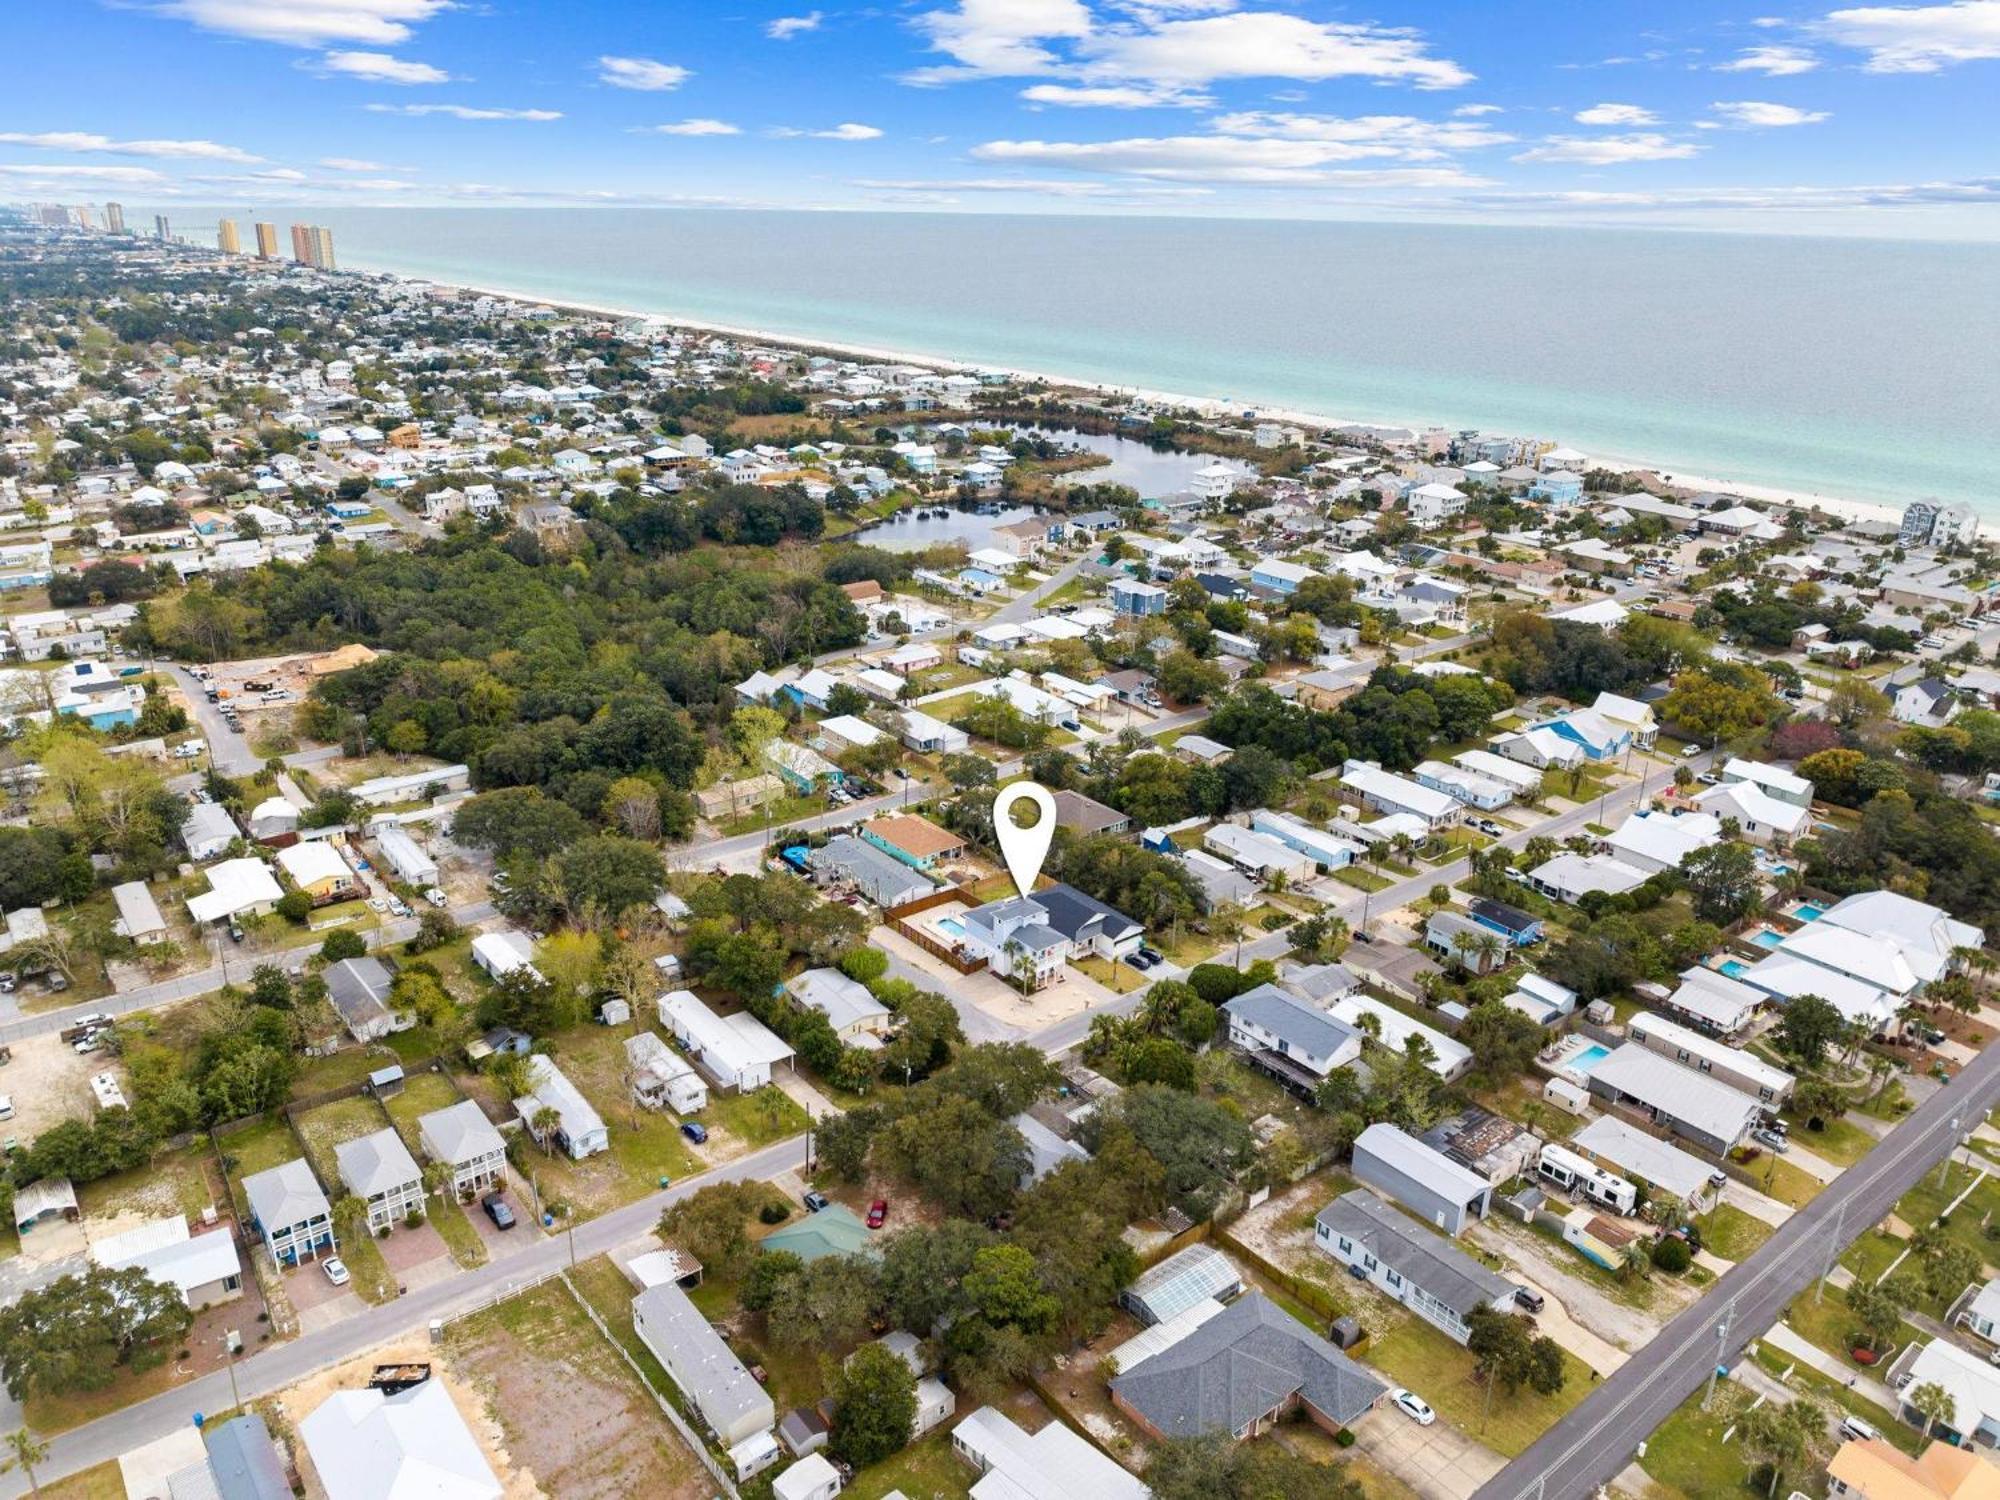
[851,176,1211,198]
[1574,102,1658,125]
[0,163,170,183]
[1716,44,1822,73]
[1814,0,2000,71]
[766,12,822,39]
[773,122,884,139]
[364,103,562,119]
[907,0,1094,82]
[1080,13,1473,89]
[1441,176,2000,212]
[0,132,263,162]
[972,133,1490,184]
[1710,100,1831,125]
[158,0,450,47]
[1210,111,1513,155]
[596,56,690,90]
[320,156,388,169]
[1020,82,1212,106]
[639,119,742,135]
[1454,103,1503,116]
[319,50,451,83]
[1513,133,1703,163]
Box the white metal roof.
[300,1380,501,1500]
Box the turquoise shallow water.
[170,207,2000,511]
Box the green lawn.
[217,1117,305,1198]
[1697,1203,1775,1262]
[38,1461,125,1500]
[1787,1113,1878,1168]
[527,1024,705,1216]
[707,1082,811,1147]
[1744,1153,1825,1209]
[1639,1383,1759,1500]
[1841,1229,1907,1286]
[1335,867,1392,893]
[290,1046,393,1100]
[1782,1284,1924,1371]
[845,1432,974,1500]
[380,1070,463,1145]
[295,1094,395,1184]
[1364,1311,1595,1458]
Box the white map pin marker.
[993,781,1056,900]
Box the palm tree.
[531,1105,561,1156]
[1470,930,1505,975]
[3,1428,48,1496]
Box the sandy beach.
[366,263,1929,537]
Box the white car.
[322,1257,351,1287]
[1391,1389,1436,1427]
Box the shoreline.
[352,258,1933,537]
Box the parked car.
[424,887,448,908]
[323,1257,351,1286]
[1513,1287,1545,1314]
[1839,1416,1879,1442]
[1139,946,1165,965]
[867,1199,889,1229]
[1472,818,1504,836]
[1345,1261,1369,1281]
[680,1121,708,1144]
[481,1193,516,1230]
[1391,1389,1436,1426]
[228,924,245,943]
[73,1036,99,1055]
[1752,1127,1789,1153]
[803,1191,830,1213]
[1124,953,1154,971]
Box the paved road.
[0,900,495,1046]
[168,665,261,775]
[0,1133,811,1497]
[1473,1038,2000,1500]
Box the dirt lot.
[445,1280,712,1500]
[0,1033,127,1146]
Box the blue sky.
[3,0,1997,234]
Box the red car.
[866,1199,889,1229]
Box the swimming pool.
[1752,930,1786,949]
[1567,1043,1612,1074]
[1720,959,1750,978]
[1791,903,1827,921]
[935,916,969,939]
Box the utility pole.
[1937,1115,1962,1188]
[1815,1200,1846,1304]
[1703,1299,1736,1410]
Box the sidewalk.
[1763,1321,1900,1416]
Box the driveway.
[167,666,261,775]
[1352,1405,1506,1500]
[1463,1217,1689,1353]
[1722,1178,1796,1226]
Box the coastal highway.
[1474,1036,2000,1500]
[0,1132,813,1498]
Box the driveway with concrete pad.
[1353,1405,1507,1500]
[118,1425,208,1500]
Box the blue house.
[1110,578,1168,616]
[1249,559,1317,596]
[1528,471,1584,505]
[1530,709,1631,761]
[1467,896,1544,948]
[325,498,372,520]
[958,567,1004,594]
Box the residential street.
[1470,1037,2000,1500]
[0,1134,811,1497]
[0,900,495,1046]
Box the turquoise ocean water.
[175,208,2000,512]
